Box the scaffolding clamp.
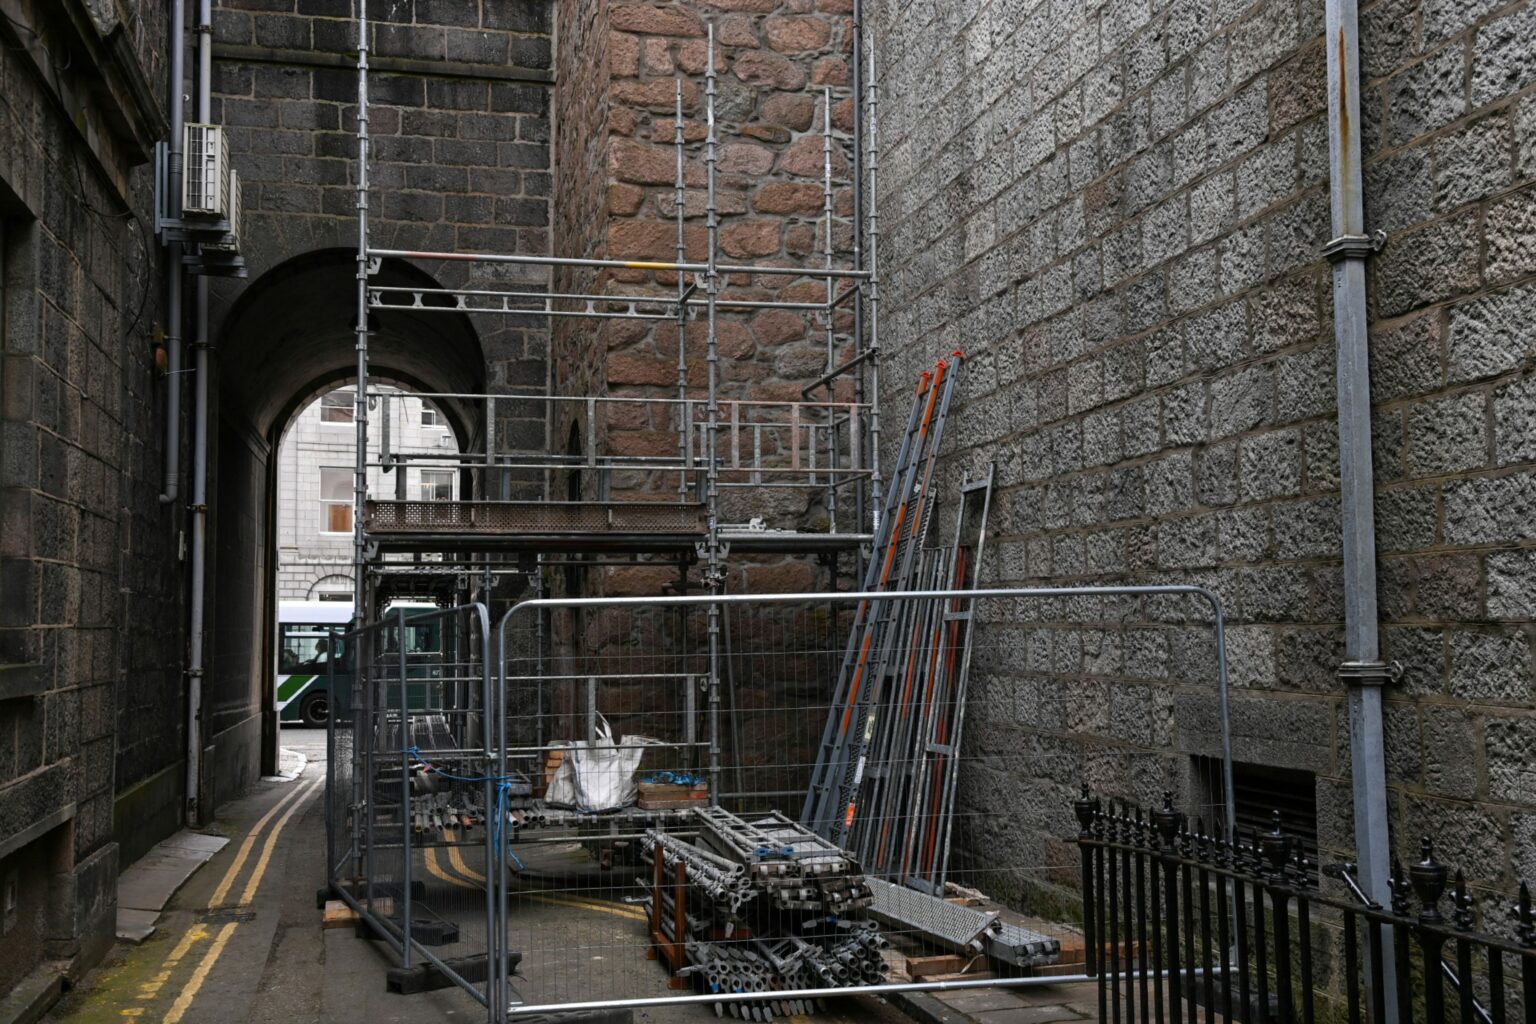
[1322,230,1386,263]
[1337,659,1403,687]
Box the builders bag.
[544,716,659,812]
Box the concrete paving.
[43,729,924,1024]
[115,831,231,943]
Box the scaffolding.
[347,5,885,631]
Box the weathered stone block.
[1406,391,1487,476]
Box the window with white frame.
[320,468,354,533]
[417,469,454,502]
[420,403,441,427]
[319,390,354,425]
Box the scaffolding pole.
[703,24,724,806]
[675,79,690,504]
[353,0,372,623]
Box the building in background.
[276,387,460,603]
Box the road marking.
[236,779,317,906]
[161,921,237,1024]
[209,780,314,907]
[433,828,646,921]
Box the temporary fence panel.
[482,585,1235,1020]
[326,603,504,1011]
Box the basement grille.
[1195,755,1319,873]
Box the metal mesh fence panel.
[485,586,1234,1020]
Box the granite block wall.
[872,0,1536,917]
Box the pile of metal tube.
[643,808,886,1019]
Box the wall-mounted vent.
[183,123,229,216]
[203,168,243,253]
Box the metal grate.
[864,876,998,952]
[363,500,706,535]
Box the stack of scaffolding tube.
[644,808,887,1019]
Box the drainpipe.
[185,0,213,827]
[1323,0,1397,1014]
[159,0,184,505]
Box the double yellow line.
[425,830,647,922]
[127,779,318,1024]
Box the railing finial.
[1410,836,1448,924]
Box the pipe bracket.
[1323,230,1387,263]
[1338,659,1402,687]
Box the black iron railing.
[1076,790,1536,1023]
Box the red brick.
[610,4,705,37]
[676,39,729,74]
[658,320,757,360]
[721,219,781,258]
[605,318,652,352]
[611,79,697,112]
[747,560,818,593]
[832,96,854,131]
[641,38,674,76]
[741,123,791,143]
[810,56,848,85]
[778,135,848,177]
[717,14,760,48]
[610,219,712,260]
[608,183,645,216]
[759,93,814,130]
[776,343,827,377]
[764,16,831,53]
[707,0,777,10]
[718,142,775,175]
[754,182,823,214]
[733,51,807,90]
[817,0,853,11]
[612,139,689,185]
[607,429,679,457]
[786,223,817,255]
[751,309,808,346]
[610,31,640,77]
[653,117,708,142]
[611,106,637,135]
[609,353,678,386]
[602,566,678,597]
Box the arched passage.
[203,249,487,792]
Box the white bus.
[276,601,353,726]
[276,600,445,726]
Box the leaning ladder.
[801,354,965,845]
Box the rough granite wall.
[872,0,1536,918]
[0,0,173,990]
[553,0,858,599]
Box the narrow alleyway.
[42,732,931,1024]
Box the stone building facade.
[552,0,859,598]
[274,387,460,603]
[0,0,176,996]
[870,0,1536,916]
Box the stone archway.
[202,249,488,798]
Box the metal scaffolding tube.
[675,78,689,503]
[352,0,371,622]
[822,88,839,536]
[866,39,883,532]
[366,246,871,280]
[703,24,725,805]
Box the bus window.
[280,624,350,672]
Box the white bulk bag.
[544,716,659,812]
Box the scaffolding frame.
[344,2,884,617]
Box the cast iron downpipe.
[185,0,213,826]
[1323,0,1398,1013]
[159,0,184,505]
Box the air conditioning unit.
[202,168,243,253]
[183,123,229,216]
